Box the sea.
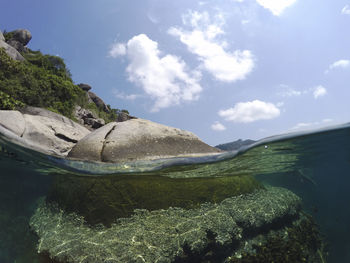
[0,122,350,263]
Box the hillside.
[0,29,129,128]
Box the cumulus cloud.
[218,100,280,123]
[168,11,254,82]
[256,0,297,16]
[341,5,350,15]
[109,34,202,111]
[328,59,350,70]
[114,90,141,100]
[313,85,327,99]
[211,121,226,131]
[278,84,308,97]
[109,43,126,57]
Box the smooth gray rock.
[0,108,90,156]
[68,119,221,162]
[6,39,26,53]
[0,31,4,42]
[12,29,32,45]
[0,40,25,61]
[67,122,116,161]
[0,111,25,137]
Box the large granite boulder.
[68,118,221,162]
[11,29,32,46]
[6,39,27,53]
[0,31,4,42]
[0,107,90,156]
[0,37,25,61]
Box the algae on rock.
[46,173,262,226]
[30,186,303,263]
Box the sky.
[1,0,350,146]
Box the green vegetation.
[2,30,14,42]
[228,214,327,263]
[0,43,126,123]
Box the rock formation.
[0,107,90,156]
[0,30,24,61]
[68,118,221,162]
[30,186,317,263]
[73,105,105,130]
[87,91,110,113]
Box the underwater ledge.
[30,186,326,263]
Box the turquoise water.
[0,123,350,262]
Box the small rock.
[117,111,135,122]
[77,83,92,92]
[12,29,32,46]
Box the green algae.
[47,174,262,226]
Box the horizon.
[1,0,350,146]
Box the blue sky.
[1,0,350,146]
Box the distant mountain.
[215,139,256,151]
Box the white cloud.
[211,121,226,131]
[342,5,350,15]
[256,0,297,16]
[109,34,202,111]
[218,100,280,123]
[329,59,350,70]
[169,11,254,82]
[114,90,141,100]
[109,43,126,57]
[313,85,327,99]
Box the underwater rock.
[0,108,90,156]
[68,118,221,162]
[30,186,302,263]
[46,174,262,226]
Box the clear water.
[0,123,349,262]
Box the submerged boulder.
[30,186,322,263]
[68,118,221,162]
[0,107,90,156]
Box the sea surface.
[0,123,350,262]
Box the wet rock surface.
[30,186,303,263]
